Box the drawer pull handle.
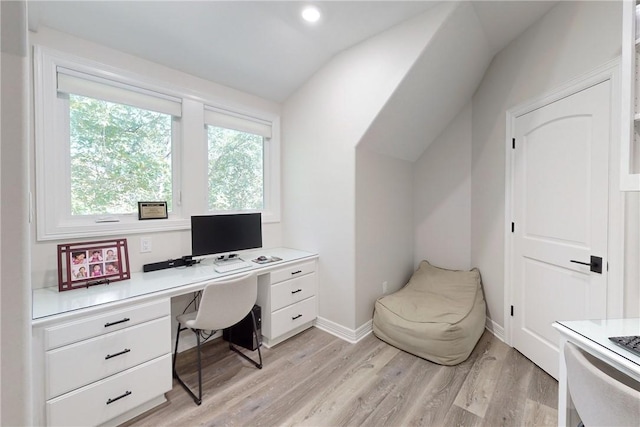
[106,390,132,405]
[291,289,302,294]
[291,270,302,275]
[292,314,302,320]
[104,317,130,328]
[105,348,131,360]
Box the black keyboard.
[609,335,640,357]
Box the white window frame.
[34,46,188,240]
[33,45,281,241]
[203,106,281,223]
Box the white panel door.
[512,80,610,379]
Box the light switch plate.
[140,237,152,253]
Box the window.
[68,94,174,215]
[34,46,280,241]
[204,107,274,214]
[207,126,264,211]
[35,48,183,239]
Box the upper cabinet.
[621,0,640,191]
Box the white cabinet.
[257,260,318,346]
[33,299,172,426]
[31,248,319,425]
[621,0,640,191]
[46,355,172,427]
[46,317,170,399]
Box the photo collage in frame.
[58,239,130,291]
[71,247,120,280]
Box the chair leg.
[251,310,263,368]
[172,323,182,377]
[172,326,203,405]
[228,310,263,369]
[196,331,202,403]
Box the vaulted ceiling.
[28,1,557,104]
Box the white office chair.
[564,341,640,427]
[172,273,262,405]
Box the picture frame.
[57,239,131,291]
[138,201,168,220]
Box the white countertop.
[555,318,640,368]
[33,247,317,322]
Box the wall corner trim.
[314,317,372,344]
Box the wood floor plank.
[359,353,442,427]
[247,335,397,427]
[453,332,511,418]
[527,363,558,409]
[177,333,353,426]
[522,398,557,427]
[481,349,535,427]
[393,333,492,427]
[442,404,484,427]
[122,327,558,427]
[322,350,423,426]
[204,333,389,427]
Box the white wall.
[282,3,455,331]
[1,1,32,424]
[625,195,640,317]
[355,147,413,328]
[359,1,488,162]
[471,1,631,328]
[28,28,283,289]
[414,102,472,271]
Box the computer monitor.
[190,213,262,259]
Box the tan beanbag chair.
[373,260,486,365]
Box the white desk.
[552,318,640,427]
[32,247,318,426]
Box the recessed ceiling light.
[301,6,321,23]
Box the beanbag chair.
[373,260,486,365]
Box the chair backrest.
[564,341,640,427]
[190,273,257,331]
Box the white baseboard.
[175,315,507,351]
[316,316,507,346]
[314,317,372,343]
[485,317,505,342]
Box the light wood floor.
[122,328,558,427]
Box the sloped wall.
[282,2,457,330]
[360,2,490,162]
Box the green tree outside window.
[207,126,264,211]
[69,94,173,215]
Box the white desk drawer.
[46,353,171,427]
[270,261,316,285]
[271,273,317,312]
[271,296,317,338]
[46,316,170,400]
[45,299,170,350]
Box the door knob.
[570,256,603,274]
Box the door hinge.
[511,222,515,233]
[511,305,514,316]
[512,138,516,149]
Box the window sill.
[37,217,191,242]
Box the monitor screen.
[191,213,262,258]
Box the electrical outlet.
[382,281,388,294]
[140,237,152,253]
